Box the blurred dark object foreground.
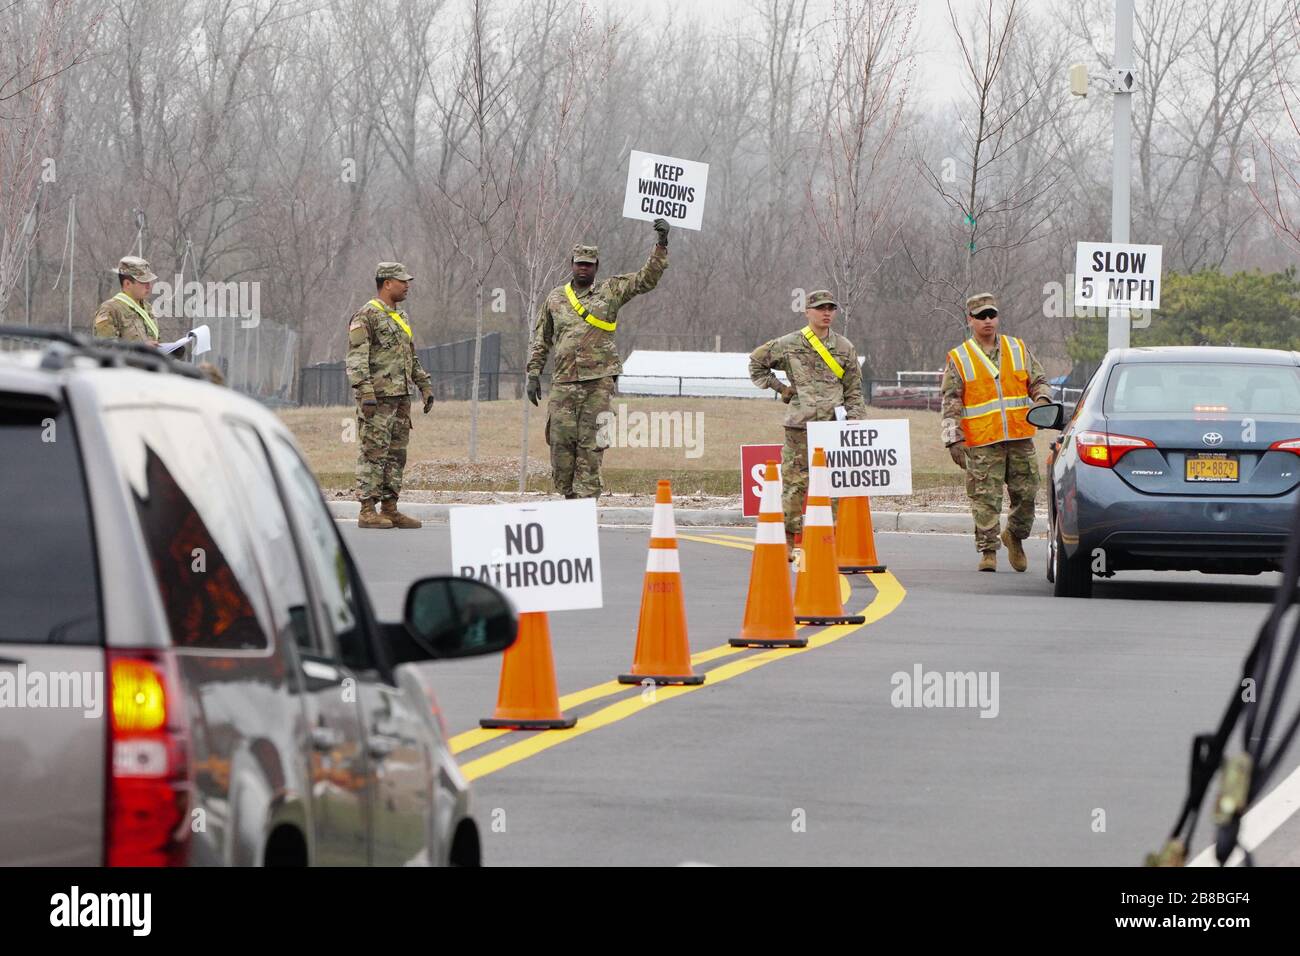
[1149,496,1300,866]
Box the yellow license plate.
[1186,456,1238,481]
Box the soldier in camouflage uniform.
[526,218,670,498]
[941,292,1053,572]
[749,290,867,555]
[93,256,160,345]
[346,262,435,529]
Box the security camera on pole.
[1069,0,1137,351]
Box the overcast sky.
[582,0,1088,106]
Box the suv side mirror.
[1026,402,1065,430]
[394,576,517,662]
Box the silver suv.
[0,330,515,866]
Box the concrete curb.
[326,500,1048,534]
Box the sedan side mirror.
[1027,402,1065,430]
[392,576,517,663]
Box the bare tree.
[505,0,612,490]
[0,0,97,321]
[1064,0,1295,271]
[908,0,1065,340]
[437,0,520,461]
[806,0,914,340]
[1250,1,1300,251]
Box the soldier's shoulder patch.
[349,303,373,329]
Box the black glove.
[653,217,669,247]
[527,375,541,406]
[421,388,434,414]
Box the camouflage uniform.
[346,264,433,504]
[93,256,160,345]
[749,293,867,537]
[941,335,1053,552]
[528,242,668,497]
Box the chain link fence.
[299,332,502,406]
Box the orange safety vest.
[947,335,1035,447]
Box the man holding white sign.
[940,292,1053,572]
[526,221,669,498]
[749,289,867,553]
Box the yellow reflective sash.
[113,292,159,341]
[801,325,844,378]
[369,299,412,339]
[962,338,1000,378]
[565,283,615,331]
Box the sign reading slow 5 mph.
[1074,241,1163,310]
[450,499,602,614]
[623,150,709,231]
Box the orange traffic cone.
[618,480,704,685]
[795,448,866,625]
[479,611,576,729]
[836,494,886,574]
[731,461,804,648]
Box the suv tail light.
[1268,438,1300,456]
[106,650,190,866]
[1076,430,1155,468]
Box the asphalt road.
[341,521,1300,867]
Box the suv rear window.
[103,407,269,651]
[0,395,101,645]
[1105,362,1300,415]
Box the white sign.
[1074,241,1162,310]
[622,150,709,232]
[450,499,602,614]
[806,419,913,497]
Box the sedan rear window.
[0,396,101,645]
[1105,362,1300,415]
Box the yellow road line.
[677,532,754,552]
[691,532,758,545]
[449,530,859,758]
[458,567,906,782]
[460,572,905,781]
[451,533,765,754]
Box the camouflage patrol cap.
[806,289,839,309]
[965,292,998,316]
[112,256,158,283]
[376,262,414,281]
[571,244,599,264]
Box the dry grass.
[280,396,1055,496]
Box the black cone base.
[729,636,808,649]
[839,564,886,574]
[794,614,866,625]
[479,714,576,730]
[617,673,706,686]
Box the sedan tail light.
[1268,438,1300,456]
[1076,430,1156,468]
[106,650,190,866]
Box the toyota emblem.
[1203,432,1224,446]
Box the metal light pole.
[1109,0,1135,351]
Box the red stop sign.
[740,443,783,517]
